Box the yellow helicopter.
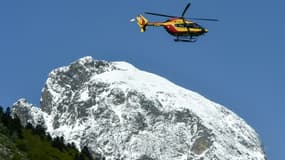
[133,3,218,42]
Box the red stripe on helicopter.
[165,24,178,33]
[141,17,146,25]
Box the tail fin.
[136,15,148,32]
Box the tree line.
[0,105,105,160]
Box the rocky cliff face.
[12,56,266,160]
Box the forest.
[0,105,103,160]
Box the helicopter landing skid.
[174,38,197,43]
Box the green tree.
[0,105,3,120]
[81,146,93,160]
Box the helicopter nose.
[204,28,208,33]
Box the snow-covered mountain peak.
[13,98,31,108]
[12,56,266,160]
[12,99,45,127]
[77,56,94,64]
[112,61,138,71]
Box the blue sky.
[0,0,284,159]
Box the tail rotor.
[132,15,148,32]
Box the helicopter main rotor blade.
[181,3,191,17]
[144,12,178,18]
[190,18,219,21]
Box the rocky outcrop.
[12,56,266,160]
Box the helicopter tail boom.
[136,15,148,32]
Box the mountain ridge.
[12,56,266,160]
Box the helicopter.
[133,3,218,42]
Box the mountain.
[12,56,266,160]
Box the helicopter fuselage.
[148,18,208,38]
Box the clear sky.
[0,0,284,159]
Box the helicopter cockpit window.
[192,23,201,28]
[175,23,201,28]
[175,24,185,27]
[185,23,194,28]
